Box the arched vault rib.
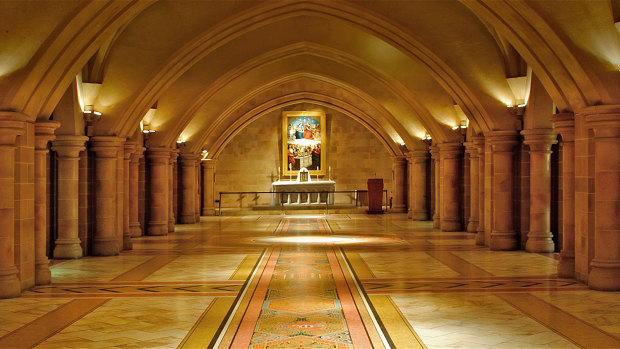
[114,0,494,138]
[3,0,154,120]
[460,0,604,111]
[173,72,431,152]
[206,93,411,160]
[160,43,453,148]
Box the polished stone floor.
[0,214,619,348]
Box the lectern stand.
[367,178,384,214]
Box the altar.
[272,180,336,205]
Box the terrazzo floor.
[0,214,618,348]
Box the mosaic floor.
[0,214,619,348]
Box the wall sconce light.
[83,105,102,122]
[201,149,209,160]
[176,139,186,148]
[506,104,526,116]
[423,133,432,146]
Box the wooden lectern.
[367,178,384,214]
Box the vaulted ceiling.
[1,0,619,154]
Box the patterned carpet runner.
[231,219,372,348]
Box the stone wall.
[215,109,393,208]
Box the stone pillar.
[91,137,121,256]
[116,141,125,250]
[202,159,217,216]
[52,135,88,259]
[0,116,26,298]
[129,146,145,237]
[122,141,135,250]
[430,146,440,228]
[585,107,620,291]
[487,131,519,251]
[553,113,575,277]
[522,129,558,253]
[147,147,169,236]
[465,142,479,234]
[34,121,59,284]
[179,153,197,224]
[391,155,408,213]
[410,150,428,220]
[439,143,462,231]
[195,159,201,222]
[473,136,485,245]
[168,150,178,232]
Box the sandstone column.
[129,146,145,237]
[473,136,486,245]
[522,129,558,253]
[147,147,169,236]
[0,115,25,298]
[439,143,462,231]
[391,155,407,213]
[168,150,178,232]
[202,159,217,216]
[553,113,575,277]
[34,121,59,284]
[487,131,519,251]
[465,142,479,234]
[430,146,440,228]
[122,141,135,250]
[91,137,122,256]
[179,153,197,223]
[410,150,429,220]
[52,135,88,259]
[585,107,620,291]
[195,158,201,222]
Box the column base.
[147,222,168,236]
[433,215,440,229]
[490,231,518,251]
[0,268,21,298]
[129,223,142,237]
[179,214,196,224]
[168,219,175,233]
[202,208,216,216]
[391,205,407,213]
[92,239,120,256]
[35,259,51,285]
[53,239,83,259]
[557,250,575,278]
[475,230,485,246]
[412,210,428,221]
[195,213,200,222]
[123,232,133,250]
[525,232,555,253]
[467,220,478,234]
[588,259,620,291]
[407,208,413,219]
[440,219,461,232]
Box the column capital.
[201,158,217,169]
[52,135,88,157]
[472,135,485,153]
[438,142,463,158]
[485,130,519,152]
[124,141,137,160]
[391,155,408,165]
[429,145,439,160]
[91,136,124,158]
[147,147,171,163]
[521,129,558,152]
[581,105,620,138]
[35,121,60,150]
[179,152,199,164]
[169,149,179,163]
[464,141,478,157]
[0,113,27,146]
[407,150,429,163]
[551,112,575,142]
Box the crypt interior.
[0,0,620,348]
